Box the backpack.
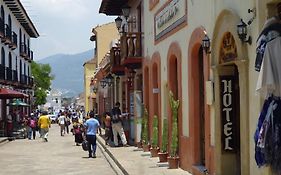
[30,119,36,128]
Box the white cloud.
[23,0,92,21]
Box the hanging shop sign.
[220,75,237,152]
[154,0,187,41]
[219,32,238,63]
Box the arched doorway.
[167,42,182,165]
[212,10,249,175]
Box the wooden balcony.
[20,43,28,58]
[0,64,5,80]
[9,31,17,50]
[110,46,125,76]
[120,32,143,69]
[0,18,4,38]
[3,24,12,45]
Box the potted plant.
[167,90,180,169]
[150,115,159,157]
[158,118,168,162]
[141,107,150,152]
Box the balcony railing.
[6,67,12,81]
[20,74,28,85]
[9,32,17,50]
[120,32,143,69]
[12,70,18,82]
[120,32,142,59]
[20,43,27,58]
[0,64,5,80]
[0,18,4,38]
[28,76,33,86]
[4,24,12,45]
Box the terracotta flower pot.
[150,147,159,157]
[158,152,168,162]
[142,144,150,152]
[167,156,179,169]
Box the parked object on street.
[48,114,58,124]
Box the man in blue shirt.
[84,111,100,158]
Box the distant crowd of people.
[18,101,129,159]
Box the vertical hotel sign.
[220,76,237,152]
[154,0,187,41]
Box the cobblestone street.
[0,124,116,175]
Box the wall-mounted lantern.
[237,19,252,45]
[202,34,211,54]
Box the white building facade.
[0,0,39,136]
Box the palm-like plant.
[151,115,158,148]
[169,90,179,157]
[160,118,168,153]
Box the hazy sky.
[21,0,116,60]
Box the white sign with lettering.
[154,0,186,40]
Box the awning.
[0,88,29,99]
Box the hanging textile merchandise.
[255,6,281,173]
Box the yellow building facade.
[84,22,119,114]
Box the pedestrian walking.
[38,111,51,142]
[27,114,37,140]
[73,123,83,146]
[104,112,112,145]
[111,102,128,147]
[84,111,100,158]
[65,114,71,134]
[58,112,66,136]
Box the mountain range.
[37,50,94,97]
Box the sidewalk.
[96,133,192,175]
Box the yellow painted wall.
[93,22,119,65]
[83,59,95,114]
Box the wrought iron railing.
[6,67,12,81]
[12,70,18,82]
[0,64,5,80]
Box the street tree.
[31,61,54,106]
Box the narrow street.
[0,124,116,175]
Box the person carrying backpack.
[28,114,37,140]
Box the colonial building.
[99,0,281,175]
[83,58,96,113]
[0,0,39,137]
[85,22,119,115]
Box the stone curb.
[0,137,8,144]
[96,135,129,175]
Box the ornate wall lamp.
[106,74,114,87]
[114,4,136,34]
[202,34,211,54]
[237,19,252,45]
[100,79,107,88]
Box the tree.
[31,61,53,106]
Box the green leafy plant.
[151,115,158,148]
[169,90,180,157]
[141,107,149,145]
[160,118,168,153]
